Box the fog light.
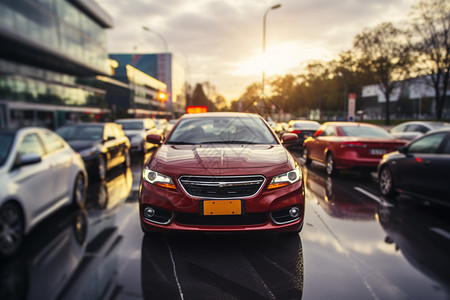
[144,207,155,219]
[289,207,300,218]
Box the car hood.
[66,140,101,152]
[151,144,289,170]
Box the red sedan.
[139,112,305,233]
[303,122,406,176]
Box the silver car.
[0,127,88,257]
[390,121,450,141]
[115,118,162,153]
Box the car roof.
[321,122,377,127]
[115,118,150,122]
[180,112,262,119]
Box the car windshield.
[117,122,143,130]
[166,116,277,145]
[56,125,104,140]
[340,126,393,138]
[0,132,15,167]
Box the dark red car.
[139,112,305,233]
[303,122,406,176]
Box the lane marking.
[165,237,184,300]
[354,187,393,207]
[430,227,450,240]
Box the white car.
[390,121,450,141]
[115,118,162,153]
[0,127,88,257]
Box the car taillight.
[340,142,366,148]
[291,130,302,134]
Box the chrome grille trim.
[178,175,266,199]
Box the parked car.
[303,122,406,176]
[139,112,305,233]
[287,120,321,147]
[274,122,289,138]
[389,121,450,141]
[56,123,130,181]
[0,127,88,257]
[378,128,450,206]
[164,119,179,136]
[115,118,160,153]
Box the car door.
[103,124,120,169]
[395,132,448,199]
[311,125,336,163]
[10,132,54,223]
[39,130,73,203]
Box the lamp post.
[261,4,281,102]
[142,26,168,53]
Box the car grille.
[178,175,266,199]
[176,213,268,226]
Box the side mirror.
[398,146,408,154]
[281,133,298,145]
[146,134,162,145]
[14,153,42,169]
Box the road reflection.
[304,166,378,220]
[377,200,450,291]
[0,165,132,300]
[141,233,303,299]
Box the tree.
[192,83,209,107]
[354,22,413,125]
[270,74,299,114]
[214,95,228,111]
[410,0,450,119]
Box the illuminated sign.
[186,106,208,114]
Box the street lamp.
[142,26,168,53]
[261,4,281,102]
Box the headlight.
[268,163,302,190]
[79,146,99,157]
[143,166,176,189]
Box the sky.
[97,0,416,102]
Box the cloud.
[98,0,416,100]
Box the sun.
[233,42,329,77]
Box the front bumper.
[139,179,305,233]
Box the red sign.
[186,106,208,114]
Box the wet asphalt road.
[2,149,449,299]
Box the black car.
[287,120,321,147]
[56,123,130,181]
[378,128,450,206]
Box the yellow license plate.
[202,200,242,215]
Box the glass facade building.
[109,53,186,115]
[0,0,113,129]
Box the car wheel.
[303,148,312,166]
[97,182,109,209]
[124,148,131,168]
[72,173,86,209]
[0,202,24,257]
[379,166,397,198]
[98,155,106,181]
[326,153,339,177]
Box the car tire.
[303,148,312,166]
[97,182,109,209]
[124,148,131,168]
[0,202,24,258]
[72,173,87,209]
[379,166,397,198]
[326,153,339,177]
[98,155,106,181]
[141,141,147,154]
